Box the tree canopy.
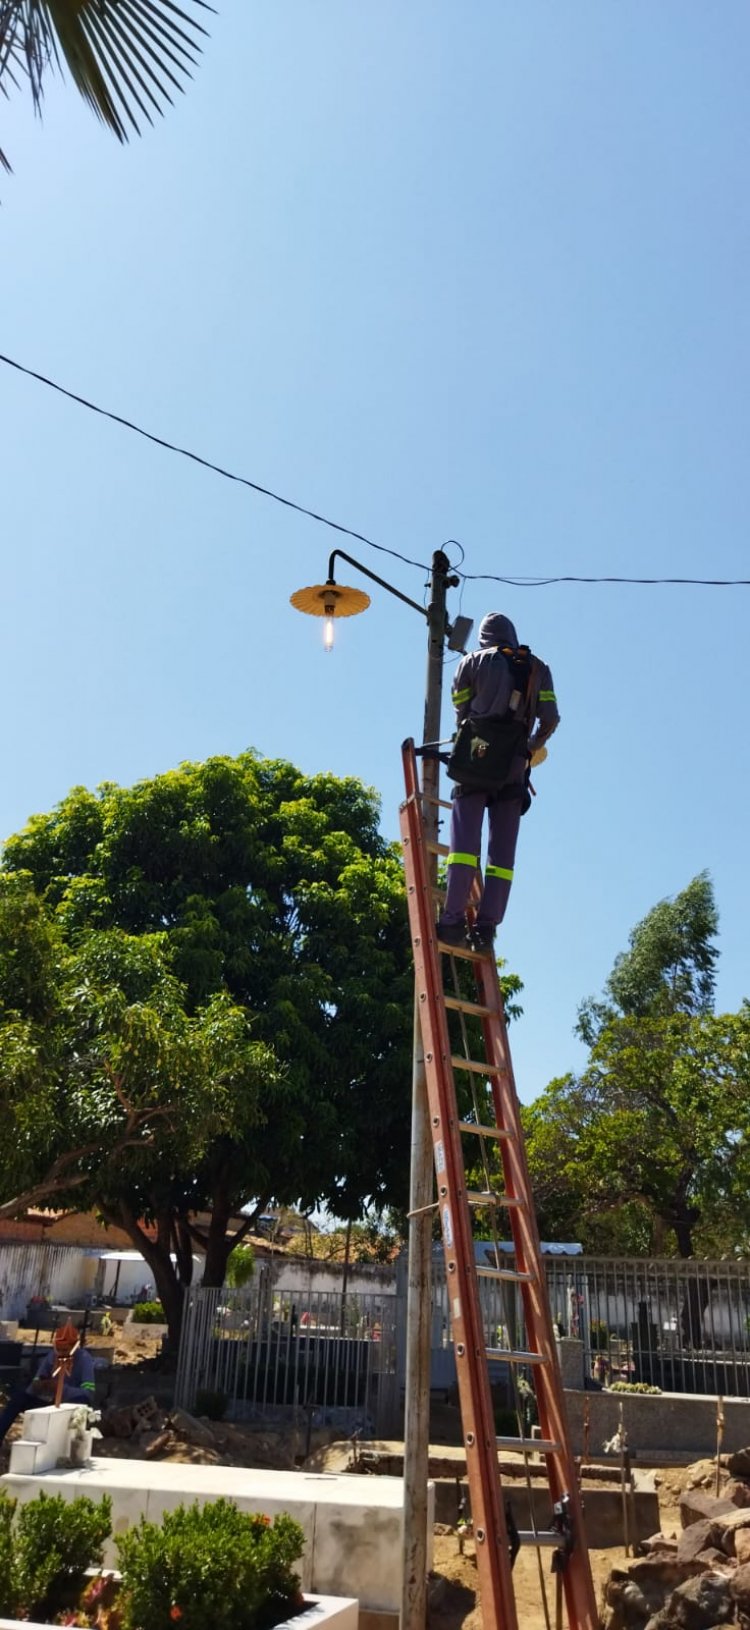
[524,875,750,1257]
[0,0,210,174]
[0,753,414,1340]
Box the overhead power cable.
[1,351,749,587]
[0,352,429,576]
[458,571,750,587]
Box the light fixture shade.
[290,583,371,618]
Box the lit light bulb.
[323,614,335,652]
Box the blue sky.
[1,1,748,1111]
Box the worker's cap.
[479,613,518,649]
[53,1321,80,1356]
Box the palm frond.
[0,0,212,171]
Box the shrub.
[607,1380,662,1395]
[131,1300,165,1324]
[116,1499,305,1630]
[226,1245,256,1289]
[0,1491,111,1621]
[0,1492,15,1616]
[194,1387,228,1421]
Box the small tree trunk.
[98,1199,186,1350]
[202,1190,234,1287]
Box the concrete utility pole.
[401,549,452,1630]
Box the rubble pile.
[603,1451,750,1630]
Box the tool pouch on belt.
[446,714,528,792]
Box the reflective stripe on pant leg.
[440,791,488,927]
[479,799,522,926]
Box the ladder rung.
[437,939,488,962]
[486,1347,549,1366]
[466,1191,523,1209]
[516,1530,562,1548]
[451,1055,507,1077]
[458,1120,513,1141]
[426,840,451,857]
[496,1437,561,1453]
[476,1265,535,1283]
[444,994,494,1019]
[421,794,454,811]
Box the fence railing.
[544,1254,750,1397]
[177,1253,750,1435]
[176,1269,399,1435]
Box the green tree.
[525,876,750,1258]
[0,0,209,174]
[0,754,414,1340]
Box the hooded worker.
[437,612,559,951]
[0,1321,96,1445]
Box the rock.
[169,1408,216,1449]
[602,1574,650,1630]
[726,1451,750,1481]
[643,1535,679,1555]
[144,1430,174,1459]
[710,1509,750,1557]
[99,1405,135,1439]
[131,1396,162,1434]
[731,1564,750,1618]
[680,1491,738,1530]
[603,1557,714,1630]
[693,1551,729,1569]
[726,1481,750,1510]
[666,1571,734,1630]
[736,1530,750,1567]
[678,1524,717,1565]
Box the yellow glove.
[530,746,548,769]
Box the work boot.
[436,918,468,949]
[469,922,496,954]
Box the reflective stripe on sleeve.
[452,686,472,705]
[447,852,479,868]
[538,690,556,702]
[485,865,514,881]
[80,1382,96,1392]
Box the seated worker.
[0,1322,95,1444]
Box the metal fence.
[176,1268,399,1435]
[422,1251,750,1399]
[544,1254,750,1397]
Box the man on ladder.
[437,612,560,951]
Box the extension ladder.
[399,738,598,1630]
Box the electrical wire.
[0,351,429,576]
[458,570,750,587]
[2,351,749,588]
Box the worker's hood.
[478,613,518,649]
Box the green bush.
[226,1245,256,1289]
[0,1491,111,1621]
[194,1387,228,1421]
[0,1493,15,1617]
[117,1500,304,1630]
[607,1380,662,1395]
[131,1300,166,1324]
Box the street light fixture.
[291,546,471,1630]
[291,547,472,653]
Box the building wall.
[269,1255,397,1299]
[0,1243,98,1319]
